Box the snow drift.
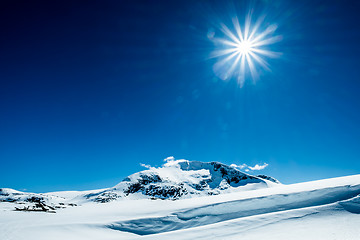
[108,177,360,235]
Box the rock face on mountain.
[85,159,280,202]
[256,174,280,183]
[0,188,76,212]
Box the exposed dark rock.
[257,175,280,183]
[144,184,187,200]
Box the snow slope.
[109,184,360,235]
[0,161,359,240]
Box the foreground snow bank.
[108,175,360,235]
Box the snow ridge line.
[107,184,360,235]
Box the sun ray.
[244,14,251,40]
[214,38,240,48]
[250,35,282,48]
[213,50,239,69]
[227,52,242,77]
[248,52,270,71]
[232,16,244,42]
[248,15,265,41]
[250,48,281,58]
[220,23,240,44]
[246,53,258,79]
[210,48,238,58]
[250,24,278,43]
[238,54,246,87]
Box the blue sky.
[1,0,360,192]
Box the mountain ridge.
[0,158,279,210]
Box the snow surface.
[1,161,360,239]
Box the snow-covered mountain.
[1,159,360,240]
[85,159,279,202]
[1,159,279,208]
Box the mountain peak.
[86,159,279,202]
[1,159,280,206]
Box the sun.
[236,40,252,54]
[211,14,282,87]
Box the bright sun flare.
[211,14,282,87]
[236,40,252,54]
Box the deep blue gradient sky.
[1,0,360,192]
